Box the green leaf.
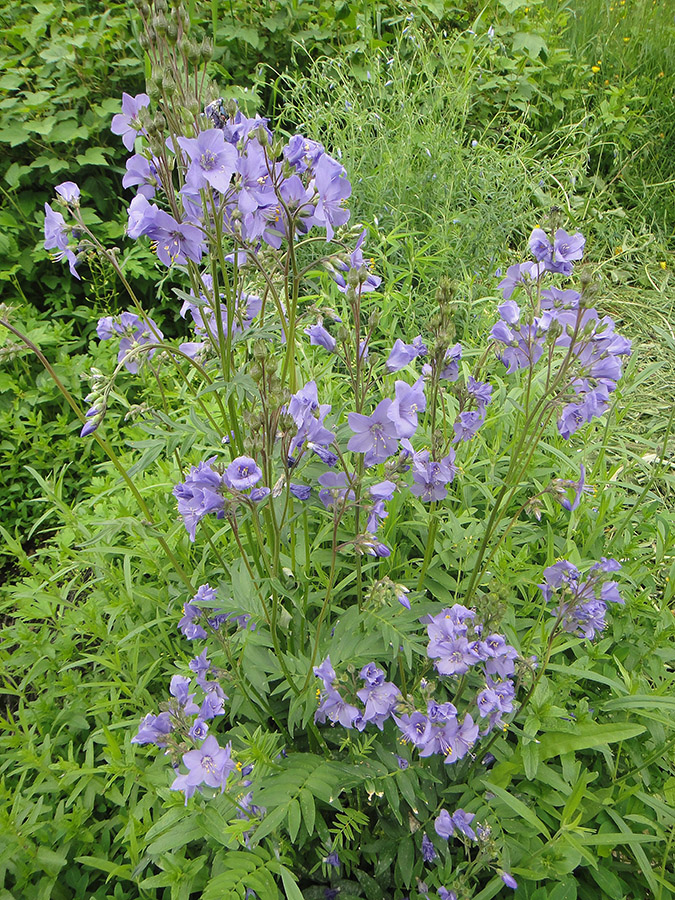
[512,31,548,58]
[395,835,414,887]
[75,147,109,166]
[299,788,315,837]
[537,723,646,759]
[498,0,530,11]
[602,694,675,713]
[279,864,304,900]
[482,781,551,838]
[287,798,301,842]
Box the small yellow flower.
[597,60,602,65]
[660,132,665,138]
[658,71,665,78]
[592,66,601,73]
[614,246,622,256]
[605,79,610,85]
[660,261,667,270]
[623,36,630,41]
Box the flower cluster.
[96,310,164,374]
[131,583,259,805]
[491,227,632,439]
[119,98,351,267]
[179,277,262,359]
[173,455,270,541]
[539,557,624,640]
[313,604,521,759]
[44,181,82,278]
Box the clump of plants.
[4,1,674,899]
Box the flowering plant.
[3,2,657,898]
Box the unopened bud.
[347,267,360,287]
[253,340,269,362]
[200,38,213,62]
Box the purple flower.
[452,410,485,443]
[396,755,409,769]
[96,310,163,373]
[348,400,400,467]
[438,890,457,900]
[439,343,462,381]
[324,851,340,869]
[178,602,208,640]
[540,557,623,640]
[284,134,325,173]
[313,657,336,688]
[290,483,312,501]
[434,810,454,840]
[55,181,80,204]
[43,203,80,279]
[421,833,437,863]
[318,472,354,508]
[225,456,262,491]
[169,675,199,715]
[496,261,543,299]
[315,687,361,728]
[171,735,236,797]
[311,153,351,240]
[151,209,205,266]
[178,129,238,194]
[501,872,518,890]
[132,711,172,747]
[396,585,411,609]
[393,711,432,747]
[556,464,592,511]
[408,449,456,502]
[529,227,552,263]
[435,808,476,840]
[550,228,585,275]
[386,336,428,372]
[305,323,336,351]
[356,680,401,729]
[466,376,492,410]
[200,690,226,720]
[173,458,224,541]
[331,230,382,293]
[111,92,150,151]
[388,377,426,438]
[123,154,160,198]
[188,718,209,741]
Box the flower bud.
[200,38,213,62]
[253,340,269,362]
[249,361,263,382]
[347,267,360,287]
[186,39,200,64]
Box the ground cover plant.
[1,1,675,899]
